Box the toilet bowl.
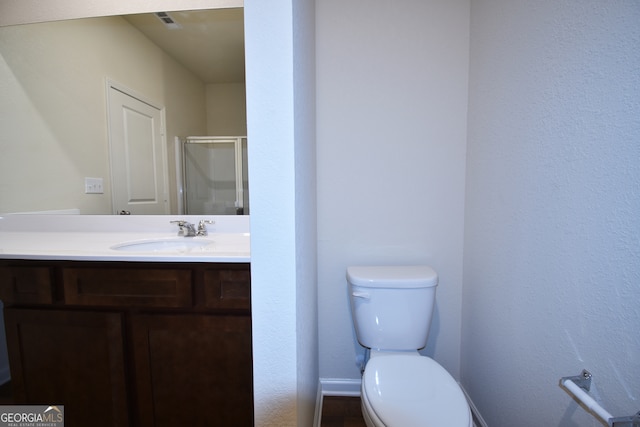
[360,351,472,427]
[347,265,472,427]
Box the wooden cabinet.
[132,314,253,426]
[0,265,53,304]
[0,260,252,427]
[4,309,128,427]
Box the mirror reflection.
[0,9,247,215]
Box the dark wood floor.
[0,382,365,426]
[320,396,367,427]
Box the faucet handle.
[197,220,215,236]
[170,220,189,236]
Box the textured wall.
[245,0,318,425]
[316,0,470,381]
[463,1,640,425]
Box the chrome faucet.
[197,220,215,236]
[170,220,197,237]
[170,219,215,237]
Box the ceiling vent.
[154,12,182,30]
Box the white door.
[107,83,169,215]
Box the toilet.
[347,265,472,427]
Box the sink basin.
[111,238,215,253]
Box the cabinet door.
[132,313,253,426]
[4,308,129,427]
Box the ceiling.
[124,8,245,84]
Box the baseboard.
[319,378,361,397]
[314,378,361,427]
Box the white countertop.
[0,215,250,263]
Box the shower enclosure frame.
[178,136,249,215]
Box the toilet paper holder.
[560,369,640,427]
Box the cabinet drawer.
[203,269,251,310]
[0,266,53,305]
[63,268,193,308]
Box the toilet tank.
[347,266,438,351]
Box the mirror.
[0,8,246,215]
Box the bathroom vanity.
[0,215,252,426]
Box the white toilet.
[347,265,472,427]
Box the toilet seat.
[361,354,472,427]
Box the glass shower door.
[183,137,247,215]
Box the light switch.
[84,177,104,194]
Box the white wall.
[316,0,470,381]
[463,1,640,426]
[292,0,319,424]
[245,0,318,425]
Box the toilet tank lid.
[346,265,438,288]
